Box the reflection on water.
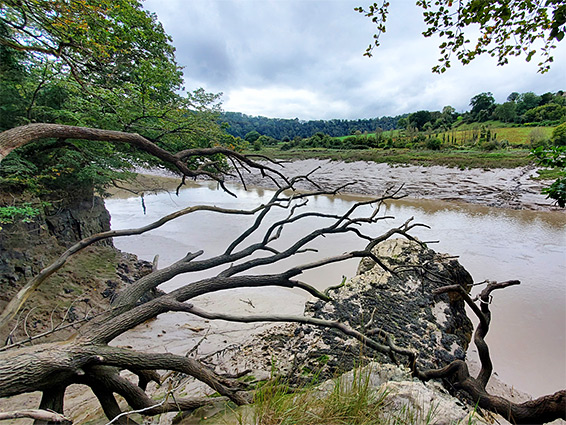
[105,181,566,397]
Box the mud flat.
[226,158,557,211]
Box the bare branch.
[0,409,71,423]
[0,201,267,333]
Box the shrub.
[529,128,549,148]
[426,138,442,150]
[552,122,566,146]
[480,141,500,151]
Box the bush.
[426,138,442,150]
[480,141,500,151]
[529,128,549,148]
[551,122,566,146]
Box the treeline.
[222,90,566,152]
[222,91,566,143]
[400,91,566,132]
[220,112,404,140]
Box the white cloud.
[144,0,566,120]
[224,86,351,120]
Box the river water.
[105,181,566,398]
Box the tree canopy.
[357,0,566,73]
[0,0,238,195]
[0,0,176,84]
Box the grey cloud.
[144,0,566,120]
[177,38,234,85]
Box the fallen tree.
[0,125,564,424]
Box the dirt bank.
[226,159,558,211]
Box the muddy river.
[105,180,566,399]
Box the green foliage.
[222,112,404,140]
[249,367,389,425]
[0,0,228,196]
[408,110,432,130]
[426,138,442,150]
[551,122,566,146]
[493,102,518,123]
[245,130,262,143]
[470,92,496,121]
[0,0,178,85]
[252,139,262,151]
[531,146,566,207]
[357,1,566,73]
[528,128,550,148]
[523,104,566,123]
[0,203,41,225]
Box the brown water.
[105,181,566,398]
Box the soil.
[114,160,559,211]
[0,161,562,424]
[225,159,558,211]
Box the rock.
[222,238,474,388]
[316,362,491,425]
[0,189,155,343]
[43,193,111,247]
[301,238,474,375]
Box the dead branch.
[0,409,71,423]
[2,130,562,424]
[417,280,566,424]
[0,201,275,334]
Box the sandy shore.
[226,158,560,211]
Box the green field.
[250,123,560,169]
[254,147,533,169]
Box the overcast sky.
[143,0,566,120]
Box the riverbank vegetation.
[231,94,566,203]
[231,92,565,171]
[1,0,565,423]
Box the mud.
[226,159,556,210]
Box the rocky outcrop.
[43,193,111,246]
[304,238,474,371]
[227,239,474,383]
[316,362,491,425]
[0,189,111,297]
[0,189,153,343]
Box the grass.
[254,147,533,169]
[491,126,554,145]
[242,367,389,425]
[215,365,480,425]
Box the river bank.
[226,158,558,211]
[124,159,559,211]
[1,167,561,424]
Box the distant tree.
[397,117,408,129]
[357,0,566,73]
[470,92,496,121]
[244,130,261,143]
[441,105,456,120]
[540,92,556,105]
[408,110,432,130]
[493,102,518,123]
[507,92,521,103]
[256,134,278,146]
[516,92,542,116]
[523,104,566,123]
